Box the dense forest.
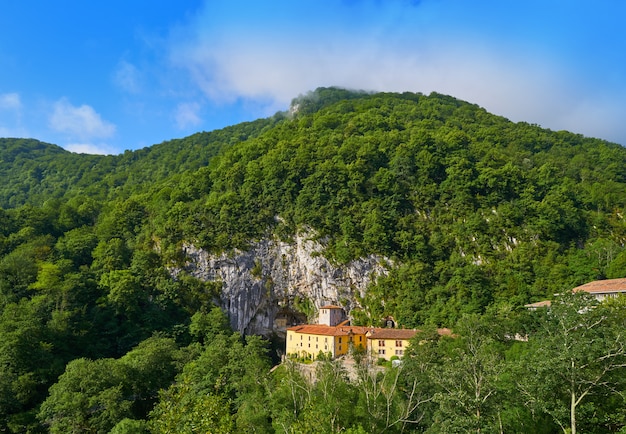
[2,88,626,432]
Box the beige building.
[573,278,626,301]
[524,278,626,310]
[366,328,418,360]
[318,305,345,326]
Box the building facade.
[573,278,626,301]
[285,305,452,361]
[318,305,345,326]
[286,324,368,359]
[366,328,418,361]
[525,278,626,310]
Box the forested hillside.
[0,117,274,208]
[150,89,626,324]
[1,88,626,432]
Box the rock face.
[180,233,389,336]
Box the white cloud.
[174,101,202,129]
[172,28,568,123]
[113,60,142,94]
[64,142,117,155]
[49,98,116,140]
[168,1,626,145]
[0,125,29,138]
[0,92,22,110]
[0,92,27,137]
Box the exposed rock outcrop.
[179,233,389,336]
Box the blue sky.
[1,1,625,155]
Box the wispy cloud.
[0,92,27,137]
[113,60,142,94]
[168,0,626,144]
[49,98,116,140]
[0,92,22,110]
[174,101,202,129]
[64,142,117,155]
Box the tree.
[148,382,233,434]
[0,246,39,304]
[427,315,508,433]
[286,359,359,433]
[101,269,144,317]
[55,226,98,267]
[38,358,131,434]
[0,299,57,432]
[516,292,626,434]
[267,360,311,432]
[118,336,182,419]
[355,357,434,433]
[91,238,131,275]
[109,418,149,434]
[38,336,182,433]
[189,306,231,344]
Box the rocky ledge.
[179,233,389,336]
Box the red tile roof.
[319,305,343,309]
[367,328,418,340]
[287,324,370,336]
[572,278,626,294]
[288,324,453,340]
[437,328,453,336]
[524,300,552,308]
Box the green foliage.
[0,119,274,209]
[149,382,233,434]
[2,88,626,431]
[514,293,626,433]
[427,315,506,432]
[189,306,232,344]
[38,336,182,434]
[109,418,149,434]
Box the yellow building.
[366,328,417,361]
[286,324,368,359]
[285,304,452,361]
[366,328,453,360]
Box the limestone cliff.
[179,233,389,336]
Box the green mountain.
[2,87,626,432]
[0,117,274,208]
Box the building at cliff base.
[286,305,450,361]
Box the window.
[395,340,402,347]
[316,337,318,342]
[325,337,328,342]
[379,340,385,347]
[359,336,362,342]
[395,349,403,356]
[339,337,342,343]
[289,335,292,340]
[378,349,386,355]
[339,345,342,351]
